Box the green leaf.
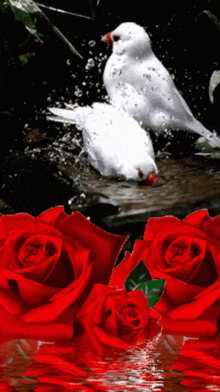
[5,0,83,58]
[19,51,35,65]
[134,279,165,308]
[125,260,165,308]
[195,136,220,158]
[200,10,220,33]
[125,260,152,292]
[5,0,44,43]
[35,3,92,20]
[52,25,83,59]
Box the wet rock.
[65,180,119,225]
[84,156,220,234]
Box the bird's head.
[102,22,152,58]
[136,154,158,185]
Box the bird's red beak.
[138,169,158,185]
[146,173,158,185]
[101,32,113,45]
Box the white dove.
[102,22,220,148]
[47,102,158,184]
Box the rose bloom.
[110,210,220,335]
[77,284,151,354]
[0,207,126,341]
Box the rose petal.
[10,235,63,283]
[60,212,127,293]
[22,261,93,322]
[77,290,105,353]
[50,247,91,301]
[168,281,220,319]
[203,214,220,242]
[144,216,182,241]
[15,275,59,308]
[109,240,150,289]
[38,206,67,228]
[109,251,132,289]
[182,209,211,229]
[0,213,35,238]
[129,290,149,323]
[153,234,207,281]
[0,304,73,341]
[158,275,203,306]
[144,217,208,243]
[0,288,28,314]
[94,326,129,349]
[159,314,217,335]
[0,228,64,274]
[34,354,88,376]
[78,283,108,326]
[179,348,220,368]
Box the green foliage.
[195,137,220,158]
[3,0,96,60]
[125,260,165,308]
[125,260,152,291]
[5,0,44,43]
[18,51,36,65]
[199,10,220,33]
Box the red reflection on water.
[171,335,220,391]
[1,333,220,391]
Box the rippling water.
[1,332,220,391]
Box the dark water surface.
[60,151,220,227]
[83,156,220,213]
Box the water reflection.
[0,333,219,391]
[2,332,220,391]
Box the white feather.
[102,22,220,148]
[47,102,158,182]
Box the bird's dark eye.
[113,34,120,42]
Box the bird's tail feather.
[47,108,77,123]
[47,106,90,129]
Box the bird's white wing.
[108,74,220,147]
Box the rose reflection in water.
[1,333,220,391]
[0,331,189,392]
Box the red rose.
[0,207,126,341]
[77,284,150,354]
[110,210,220,335]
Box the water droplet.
[143,74,152,81]
[85,58,95,71]
[88,40,96,47]
[74,88,83,97]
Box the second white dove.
[48,103,158,184]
